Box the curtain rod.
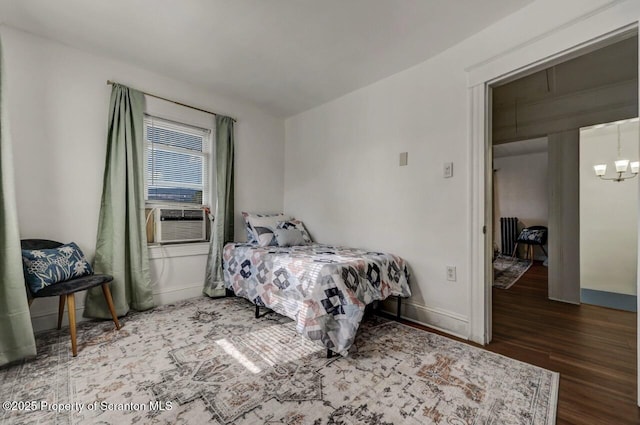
[106,80,236,122]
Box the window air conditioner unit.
[155,208,206,243]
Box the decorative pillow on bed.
[276,219,312,244]
[241,212,258,243]
[274,229,307,247]
[242,212,292,246]
[21,242,93,294]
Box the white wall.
[284,0,627,338]
[494,149,548,259]
[285,57,471,335]
[1,26,285,331]
[580,121,638,295]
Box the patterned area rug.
[493,255,532,289]
[1,297,558,424]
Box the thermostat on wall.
[399,152,408,166]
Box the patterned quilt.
[223,243,411,355]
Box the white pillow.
[242,212,292,246]
[276,219,312,244]
[274,229,307,247]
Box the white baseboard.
[31,305,88,333]
[380,299,469,340]
[152,283,204,305]
[30,283,205,333]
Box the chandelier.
[593,121,639,182]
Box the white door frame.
[466,1,640,406]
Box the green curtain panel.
[0,38,37,366]
[84,84,154,318]
[204,115,235,297]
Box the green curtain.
[204,115,235,297]
[84,84,154,318]
[0,37,37,366]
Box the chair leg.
[67,294,77,357]
[529,246,535,262]
[511,243,519,259]
[57,295,66,330]
[101,283,121,330]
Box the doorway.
[489,35,638,308]
[485,36,639,421]
[469,20,637,408]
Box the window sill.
[148,242,209,259]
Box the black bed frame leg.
[327,349,334,359]
[397,296,402,320]
[255,305,259,319]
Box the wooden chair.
[511,226,548,262]
[21,239,121,357]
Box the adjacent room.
[0,1,639,424]
[488,33,638,424]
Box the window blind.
[144,116,210,205]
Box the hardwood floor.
[490,262,638,424]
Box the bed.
[223,242,411,355]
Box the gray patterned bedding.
[223,243,411,355]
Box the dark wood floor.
[399,262,638,424]
[489,262,638,424]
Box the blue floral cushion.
[22,242,93,294]
[516,228,547,245]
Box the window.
[144,116,211,206]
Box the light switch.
[399,152,408,166]
[444,162,453,178]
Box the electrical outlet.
[446,266,456,281]
[444,162,453,178]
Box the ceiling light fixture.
[593,121,639,182]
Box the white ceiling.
[0,0,535,117]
